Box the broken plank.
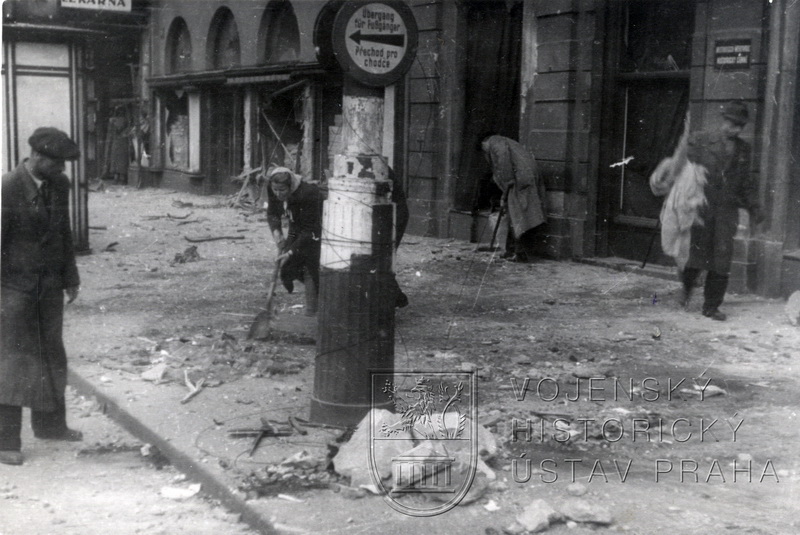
[184,235,246,243]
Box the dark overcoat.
[685,131,759,274]
[267,180,323,289]
[482,135,547,237]
[1,161,80,411]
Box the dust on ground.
[17,184,799,534]
[0,387,258,535]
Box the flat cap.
[721,100,749,126]
[28,127,80,160]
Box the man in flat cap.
[678,101,764,321]
[1,127,83,465]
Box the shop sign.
[61,0,131,13]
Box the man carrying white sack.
[650,101,763,321]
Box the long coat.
[267,179,324,290]
[482,135,547,237]
[1,162,80,411]
[684,131,759,274]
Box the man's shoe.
[34,428,83,442]
[395,290,409,308]
[0,451,23,465]
[702,309,727,321]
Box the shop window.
[258,83,305,173]
[161,90,200,173]
[208,8,240,69]
[166,17,192,73]
[259,0,301,63]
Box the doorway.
[205,89,243,194]
[599,0,695,265]
[456,0,523,217]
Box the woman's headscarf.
[267,166,302,194]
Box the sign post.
[311,1,417,426]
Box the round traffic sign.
[331,1,418,87]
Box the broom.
[247,257,285,340]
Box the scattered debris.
[276,494,305,503]
[484,499,500,512]
[560,498,614,526]
[680,384,727,398]
[160,483,201,500]
[517,499,560,533]
[333,409,413,489]
[566,482,588,497]
[180,370,205,404]
[140,362,168,382]
[184,235,246,243]
[280,450,324,471]
[167,212,193,220]
[104,242,119,252]
[140,443,171,469]
[172,245,200,264]
[652,326,662,339]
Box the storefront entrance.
[205,89,243,195]
[598,0,695,265]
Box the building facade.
[2,0,147,252]
[404,0,798,297]
[133,0,798,297]
[142,0,405,197]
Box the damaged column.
[311,0,418,426]
[311,79,396,426]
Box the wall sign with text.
[714,39,751,70]
[330,1,418,87]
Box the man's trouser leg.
[703,271,729,312]
[679,267,702,307]
[0,404,23,451]
[31,400,68,437]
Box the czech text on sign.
[61,0,131,12]
[333,1,418,86]
[714,39,751,70]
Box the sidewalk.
[60,185,800,535]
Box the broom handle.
[265,256,284,303]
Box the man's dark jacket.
[685,131,759,274]
[1,162,80,410]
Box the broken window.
[163,90,189,171]
[258,84,306,174]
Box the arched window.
[166,18,192,73]
[259,0,300,63]
[208,8,241,69]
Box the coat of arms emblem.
[369,371,478,516]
